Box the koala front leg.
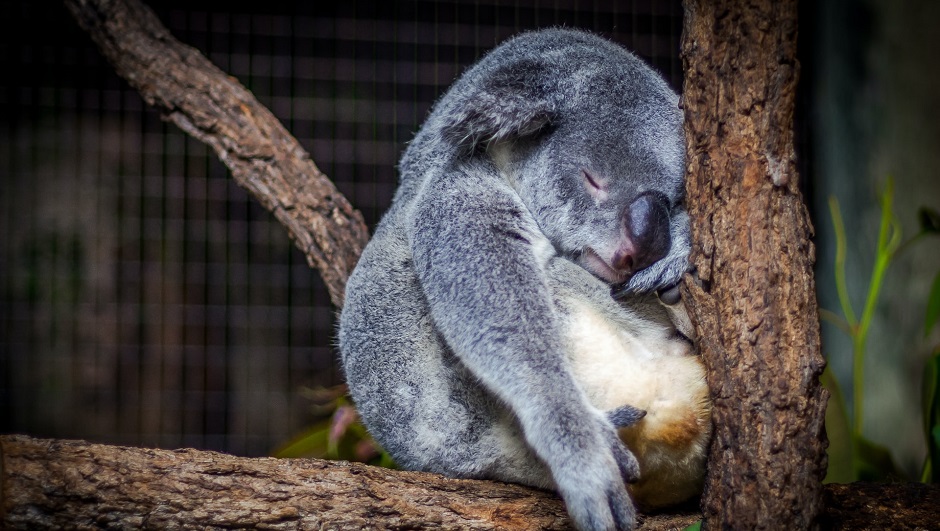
[410,167,640,531]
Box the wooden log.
[0,435,699,530]
[3,435,938,530]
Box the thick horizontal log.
[1,435,701,530]
[3,435,938,530]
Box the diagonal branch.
[64,0,370,307]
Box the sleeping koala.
[339,28,696,530]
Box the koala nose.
[612,192,671,274]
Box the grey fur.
[339,29,689,531]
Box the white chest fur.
[564,298,711,509]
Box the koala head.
[440,29,688,293]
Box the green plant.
[822,178,939,482]
[272,385,396,468]
[920,271,940,482]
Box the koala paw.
[553,418,640,531]
[607,405,647,429]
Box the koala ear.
[441,58,557,153]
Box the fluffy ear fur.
[441,59,556,153]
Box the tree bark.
[680,1,828,529]
[0,435,701,530]
[3,435,938,530]
[63,0,370,308]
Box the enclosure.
[2,0,938,486]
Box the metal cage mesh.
[0,0,682,456]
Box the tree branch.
[3,435,938,529]
[0,435,701,530]
[63,0,370,307]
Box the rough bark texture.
[0,435,701,530]
[680,1,828,529]
[63,0,369,307]
[4,436,938,530]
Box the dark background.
[0,0,684,457]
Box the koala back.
[340,28,694,531]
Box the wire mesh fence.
[0,0,683,456]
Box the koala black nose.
[612,192,671,274]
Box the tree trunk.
[680,1,829,529]
[63,0,370,307]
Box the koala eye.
[582,169,602,189]
[582,169,609,200]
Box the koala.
[339,28,693,531]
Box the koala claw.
[609,430,641,485]
[559,454,638,531]
[656,282,682,306]
[553,415,640,531]
[564,488,636,531]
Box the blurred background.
[1,0,937,479]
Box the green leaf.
[828,196,857,327]
[926,271,940,337]
[926,425,940,483]
[919,207,940,234]
[271,419,333,458]
[822,368,854,483]
[681,521,702,531]
[925,352,940,436]
[922,351,940,483]
[854,436,902,481]
[376,451,398,469]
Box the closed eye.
[582,169,604,190]
[582,169,609,200]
